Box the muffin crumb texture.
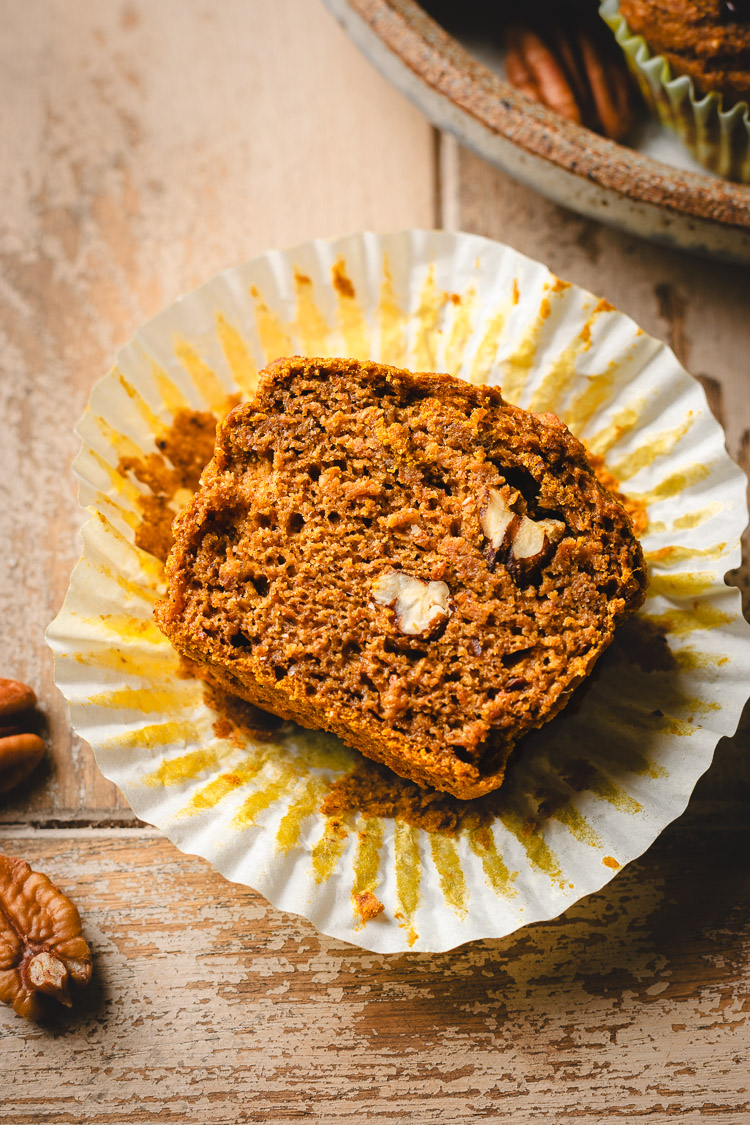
[155,357,647,799]
[619,0,750,103]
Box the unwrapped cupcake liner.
[47,229,750,953]
[601,0,750,182]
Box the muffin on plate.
[620,0,750,101]
[601,0,750,179]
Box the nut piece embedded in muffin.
[155,357,647,800]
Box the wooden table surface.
[1,2,749,1121]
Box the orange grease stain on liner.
[468,299,513,387]
[251,284,294,360]
[672,504,722,530]
[607,418,697,479]
[149,359,188,416]
[646,543,727,567]
[378,255,408,368]
[430,834,469,918]
[675,648,729,671]
[442,283,477,377]
[546,798,603,849]
[72,646,180,680]
[103,719,201,753]
[645,601,734,636]
[574,771,642,816]
[646,571,718,599]
[563,360,619,435]
[276,776,330,854]
[93,490,140,532]
[91,510,166,584]
[412,264,448,373]
[351,817,386,927]
[173,336,231,416]
[499,280,557,404]
[232,762,299,830]
[93,415,145,462]
[215,313,259,397]
[629,462,712,505]
[527,299,610,415]
[394,820,421,946]
[585,403,646,459]
[332,258,370,358]
[144,746,221,787]
[465,823,518,898]
[82,612,170,647]
[311,815,351,884]
[86,558,160,606]
[116,370,164,434]
[292,270,332,359]
[179,754,271,816]
[89,684,202,713]
[593,698,697,741]
[88,448,144,511]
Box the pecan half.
[506,18,636,141]
[0,855,92,1020]
[0,679,45,794]
[480,488,565,581]
[0,680,37,720]
[0,734,46,795]
[371,571,452,638]
[506,26,583,125]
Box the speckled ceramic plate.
[322,0,750,262]
[47,229,750,952]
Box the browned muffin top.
[620,0,750,102]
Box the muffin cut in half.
[155,357,647,799]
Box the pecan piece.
[578,28,635,142]
[506,26,582,125]
[0,855,92,1020]
[480,488,565,580]
[505,19,636,141]
[371,571,452,638]
[507,515,566,582]
[0,679,45,794]
[0,679,37,720]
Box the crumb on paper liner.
[48,230,750,954]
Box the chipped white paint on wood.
[1,828,748,1122]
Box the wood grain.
[1,822,748,1122]
[2,2,749,1118]
[0,0,436,822]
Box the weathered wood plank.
[0,0,436,822]
[1,822,748,1122]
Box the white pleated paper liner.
[47,230,750,953]
[601,0,750,182]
